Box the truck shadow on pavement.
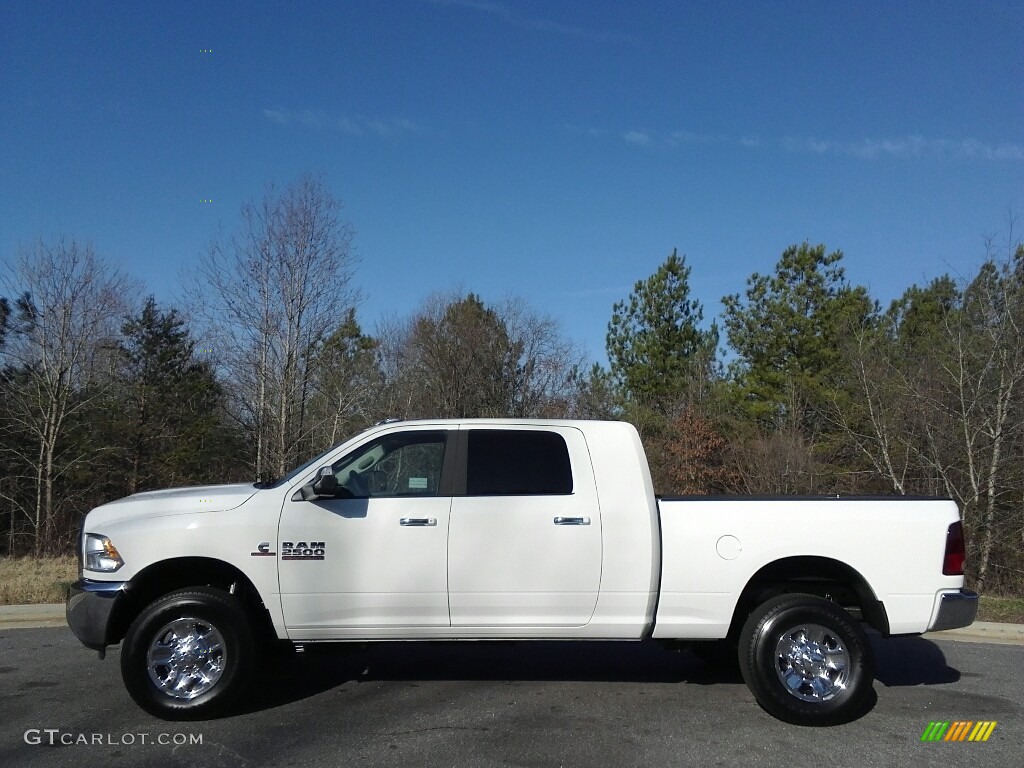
[236,640,735,716]
[871,633,961,686]
[235,634,961,717]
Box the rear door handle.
[553,516,590,525]
[400,517,437,527]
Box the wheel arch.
[109,557,278,646]
[728,556,889,638]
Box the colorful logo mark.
[921,721,997,742]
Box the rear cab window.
[466,429,573,495]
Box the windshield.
[255,426,376,489]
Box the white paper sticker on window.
[408,477,428,489]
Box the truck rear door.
[447,426,602,627]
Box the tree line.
[1,176,1020,594]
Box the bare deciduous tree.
[305,308,381,447]
[0,239,131,554]
[829,325,916,495]
[724,427,823,495]
[921,242,1024,591]
[194,176,358,479]
[831,225,1024,591]
[377,291,584,420]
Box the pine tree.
[606,249,718,415]
[722,242,874,433]
[113,297,243,492]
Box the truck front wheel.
[739,594,874,725]
[121,587,254,719]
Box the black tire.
[739,594,874,726]
[120,587,254,720]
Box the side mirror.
[298,466,338,501]
[312,466,338,496]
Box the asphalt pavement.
[0,624,1021,768]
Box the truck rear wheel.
[121,587,254,719]
[739,594,873,725]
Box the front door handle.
[400,517,437,526]
[553,516,591,525]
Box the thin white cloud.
[365,118,419,138]
[562,123,609,138]
[438,0,503,11]
[617,128,723,149]
[561,285,632,299]
[956,138,1024,161]
[336,117,362,135]
[430,0,637,44]
[295,110,322,129]
[264,109,418,137]
[783,134,1024,161]
[586,124,1022,162]
[668,130,724,146]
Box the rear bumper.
[66,579,127,651]
[928,589,979,632]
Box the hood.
[85,483,260,528]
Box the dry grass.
[977,595,1024,625]
[0,556,78,606]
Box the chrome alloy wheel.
[146,618,227,700]
[774,622,850,702]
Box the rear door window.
[466,430,573,495]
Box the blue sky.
[2,0,1021,362]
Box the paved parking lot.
[0,627,1021,767]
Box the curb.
[925,620,1024,646]
[0,603,67,630]
[1,604,1022,644]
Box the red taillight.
[943,521,966,576]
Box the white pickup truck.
[67,419,977,724]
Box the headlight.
[84,534,124,572]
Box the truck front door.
[279,429,456,637]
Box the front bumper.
[928,589,979,632]
[66,579,127,651]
